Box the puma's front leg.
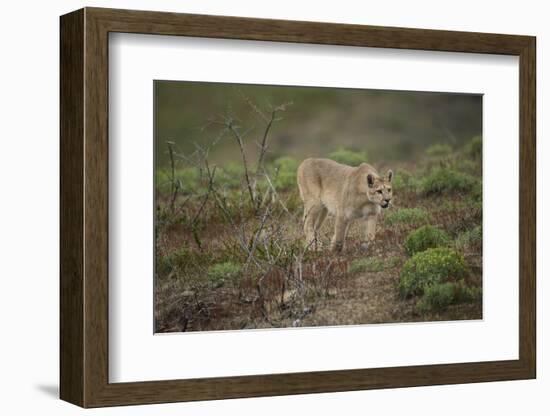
[331,215,348,253]
[360,214,378,251]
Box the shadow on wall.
[34,384,58,399]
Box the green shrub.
[455,225,482,252]
[155,167,202,193]
[157,245,215,276]
[426,143,453,158]
[272,157,299,190]
[416,281,477,312]
[274,170,297,190]
[156,245,199,277]
[439,198,482,219]
[283,192,302,213]
[385,207,429,226]
[220,163,246,189]
[404,225,450,255]
[273,156,299,172]
[392,169,416,191]
[418,168,478,196]
[156,253,173,277]
[399,248,468,297]
[464,135,482,159]
[349,257,385,273]
[178,167,202,192]
[386,256,402,269]
[452,159,479,175]
[391,172,406,190]
[207,262,242,284]
[416,282,455,312]
[441,200,482,235]
[471,180,483,202]
[328,148,367,166]
[156,246,189,276]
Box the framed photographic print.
[60,7,536,408]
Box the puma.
[297,158,393,252]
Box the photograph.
[154,80,483,333]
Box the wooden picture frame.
[60,7,536,408]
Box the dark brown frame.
[60,7,536,408]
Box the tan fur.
[297,158,393,252]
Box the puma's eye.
[377,190,383,194]
[388,188,392,192]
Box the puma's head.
[366,170,393,209]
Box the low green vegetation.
[156,245,193,275]
[272,157,299,190]
[418,168,478,196]
[464,135,482,159]
[391,169,414,191]
[386,256,401,269]
[471,180,483,202]
[207,262,242,284]
[220,163,247,189]
[348,256,402,274]
[425,143,453,158]
[455,225,482,252]
[417,282,455,312]
[404,225,450,255]
[385,207,429,226]
[155,167,202,194]
[399,248,469,298]
[453,159,478,175]
[416,281,479,313]
[157,244,233,279]
[328,148,367,166]
[349,257,385,273]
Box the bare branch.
[225,119,256,208]
[255,101,292,174]
[189,165,217,226]
[166,141,180,214]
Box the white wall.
[0,0,545,414]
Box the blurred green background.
[154,80,482,168]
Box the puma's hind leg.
[331,214,349,253]
[303,202,325,250]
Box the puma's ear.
[367,173,375,188]
[387,169,393,182]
